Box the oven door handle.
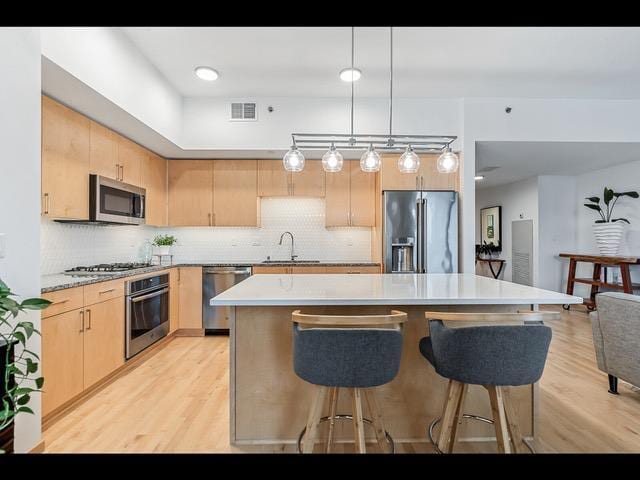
[130,287,169,303]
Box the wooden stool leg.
[487,385,511,454]
[351,388,366,453]
[448,383,468,453]
[302,386,327,453]
[325,387,339,453]
[437,380,464,453]
[364,389,388,453]
[502,387,525,453]
[566,259,577,295]
[620,264,633,294]
[589,263,602,306]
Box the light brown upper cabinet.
[257,159,289,196]
[168,160,214,226]
[89,120,119,180]
[42,96,90,220]
[291,160,325,197]
[257,159,325,197]
[381,153,458,191]
[213,160,258,226]
[325,160,376,227]
[117,136,144,185]
[142,152,168,226]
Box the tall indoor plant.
[584,187,639,256]
[0,278,50,453]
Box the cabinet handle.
[79,310,85,333]
[421,175,424,190]
[99,288,115,295]
[120,165,124,181]
[86,308,92,330]
[51,298,69,306]
[208,213,212,226]
[116,164,120,180]
[43,193,50,215]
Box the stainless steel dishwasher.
[202,266,252,334]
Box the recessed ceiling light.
[339,68,361,82]
[474,175,485,181]
[194,66,219,81]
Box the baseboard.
[175,328,205,337]
[29,439,45,453]
[42,331,177,431]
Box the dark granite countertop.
[41,262,381,293]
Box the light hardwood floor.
[42,307,640,453]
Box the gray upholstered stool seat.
[420,311,556,454]
[292,309,407,454]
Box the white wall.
[0,27,42,452]
[41,198,372,274]
[40,28,183,144]
[475,177,539,284]
[573,159,640,297]
[537,176,577,292]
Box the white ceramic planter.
[593,222,626,256]
[154,245,171,256]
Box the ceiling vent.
[230,102,257,121]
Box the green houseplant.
[152,235,178,256]
[0,278,50,453]
[584,187,639,256]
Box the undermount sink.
[261,260,320,264]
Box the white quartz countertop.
[210,273,583,306]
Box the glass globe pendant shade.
[282,146,305,172]
[360,144,381,172]
[398,145,420,173]
[437,147,459,173]
[322,144,344,172]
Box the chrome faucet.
[278,231,297,261]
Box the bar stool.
[420,311,558,453]
[292,309,407,454]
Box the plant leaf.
[25,357,38,374]
[20,298,52,310]
[585,196,600,203]
[613,191,640,199]
[35,377,44,389]
[16,406,34,415]
[595,219,607,223]
[13,331,26,346]
[584,203,602,212]
[604,187,614,206]
[16,394,31,406]
[612,218,631,224]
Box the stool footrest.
[297,415,395,454]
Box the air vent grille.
[230,102,257,121]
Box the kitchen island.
[211,273,582,451]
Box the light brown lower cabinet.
[169,269,180,333]
[82,297,125,389]
[252,265,381,274]
[42,294,124,416]
[178,267,203,329]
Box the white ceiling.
[122,27,640,99]
[475,141,640,189]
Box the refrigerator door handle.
[422,197,427,273]
[416,198,422,273]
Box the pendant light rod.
[350,26,355,140]
[389,26,393,139]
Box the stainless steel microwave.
[89,174,146,225]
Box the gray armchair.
[591,292,640,394]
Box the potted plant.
[152,235,177,256]
[0,279,50,453]
[584,187,639,256]
[476,241,500,260]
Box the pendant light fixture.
[437,145,460,174]
[287,27,457,173]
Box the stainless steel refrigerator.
[383,190,458,273]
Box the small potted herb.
[584,187,639,256]
[152,235,177,256]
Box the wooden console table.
[559,253,640,310]
[475,257,506,279]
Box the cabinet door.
[117,136,144,185]
[257,159,290,196]
[213,160,258,226]
[169,269,180,333]
[89,120,119,180]
[252,266,291,274]
[380,154,419,191]
[142,152,168,226]
[168,160,214,226]
[325,163,350,227]
[419,153,458,190]
[291,160,325,197]
[178,267,203,329]
[326,266,381,274]
[350,161,377,226]
[291,266,327,274]
[83,297,125,389]
[42,308,85,416]
[41,96,90,220]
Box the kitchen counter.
[40,262,381,293]
[214,273,581,449]
[210,273,582,306]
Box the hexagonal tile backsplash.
[41,198,372,274]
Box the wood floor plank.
[42,307,640,453]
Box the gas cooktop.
[64,262,152,276]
